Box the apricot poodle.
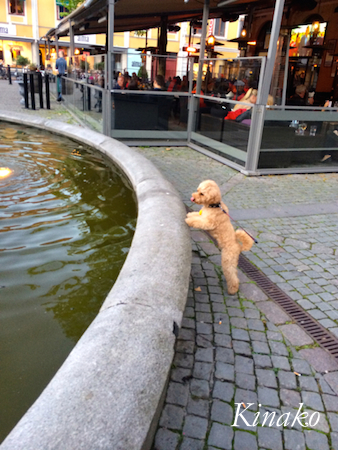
[185,179,254,294]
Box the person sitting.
[153,74,165,90]
[224,90,274,124]
[232,88,257,111]
[287,84,307,106]
[224,88,257,122]
[115,75,125,90]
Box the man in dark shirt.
[287,84,307,106]
[55,50,67,101]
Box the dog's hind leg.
[221,249,240,295]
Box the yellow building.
[0,0,105,67]
[0,0,242,73]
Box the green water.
[0,123,137,442]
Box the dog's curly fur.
[185,180,254,294]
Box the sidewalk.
[1,79,338,449]
[0,79,81,125]
[132,146,338,450]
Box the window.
[8,0,25,15]
[57,5,69,20]
[214,18,226,38]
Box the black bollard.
[45,74,51,110]
[87,86,91,111]
[23,73,29,109]
[38,72,44,109]
[7,65,12,85]
[29,73,36,110]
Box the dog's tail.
[236,230,254,252]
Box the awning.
[45,0,264,38]
[56,0,69,6]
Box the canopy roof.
[46,0,264,39]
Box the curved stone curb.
[0,111,192,450]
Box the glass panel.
[191,56,265,167]
[198,56,264,97]
[110,91,188,140]
[105,50,191,90]
[106,50,191,140]
[258,107,338,170]
[191,96,250,167]
[62,77,104,133]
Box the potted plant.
[80,59,91,72]
[28,63,37,72]
[15,55,30,68]
[94,61,105,71]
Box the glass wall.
[258,106,338,171]
[57,50,338,174]
[110,90,190,140]
[107,51,193,141]
[62,78,104,133]
[190,56,265,167]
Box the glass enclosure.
[58,51,338,174]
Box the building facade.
[0,0,242,75]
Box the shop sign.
[0,23,17,37]
[208,19,214,36]
[75,35,96,45]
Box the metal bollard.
[38,72,44,109]
[45,73,51,109]
[87,86,91,111]
[29,73,36,110]
[23,73,29,109]
[7,65,12,85]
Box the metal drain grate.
[239,254,338,359]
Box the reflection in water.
[0,123,137,442]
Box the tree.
[135,30,146,37]
[59,0,83,17]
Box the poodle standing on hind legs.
[185,180,254,295]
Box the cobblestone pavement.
[134,146,338,334]
[153,231,338,450]
[132,146,338,449]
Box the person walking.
[55,50,67,102]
